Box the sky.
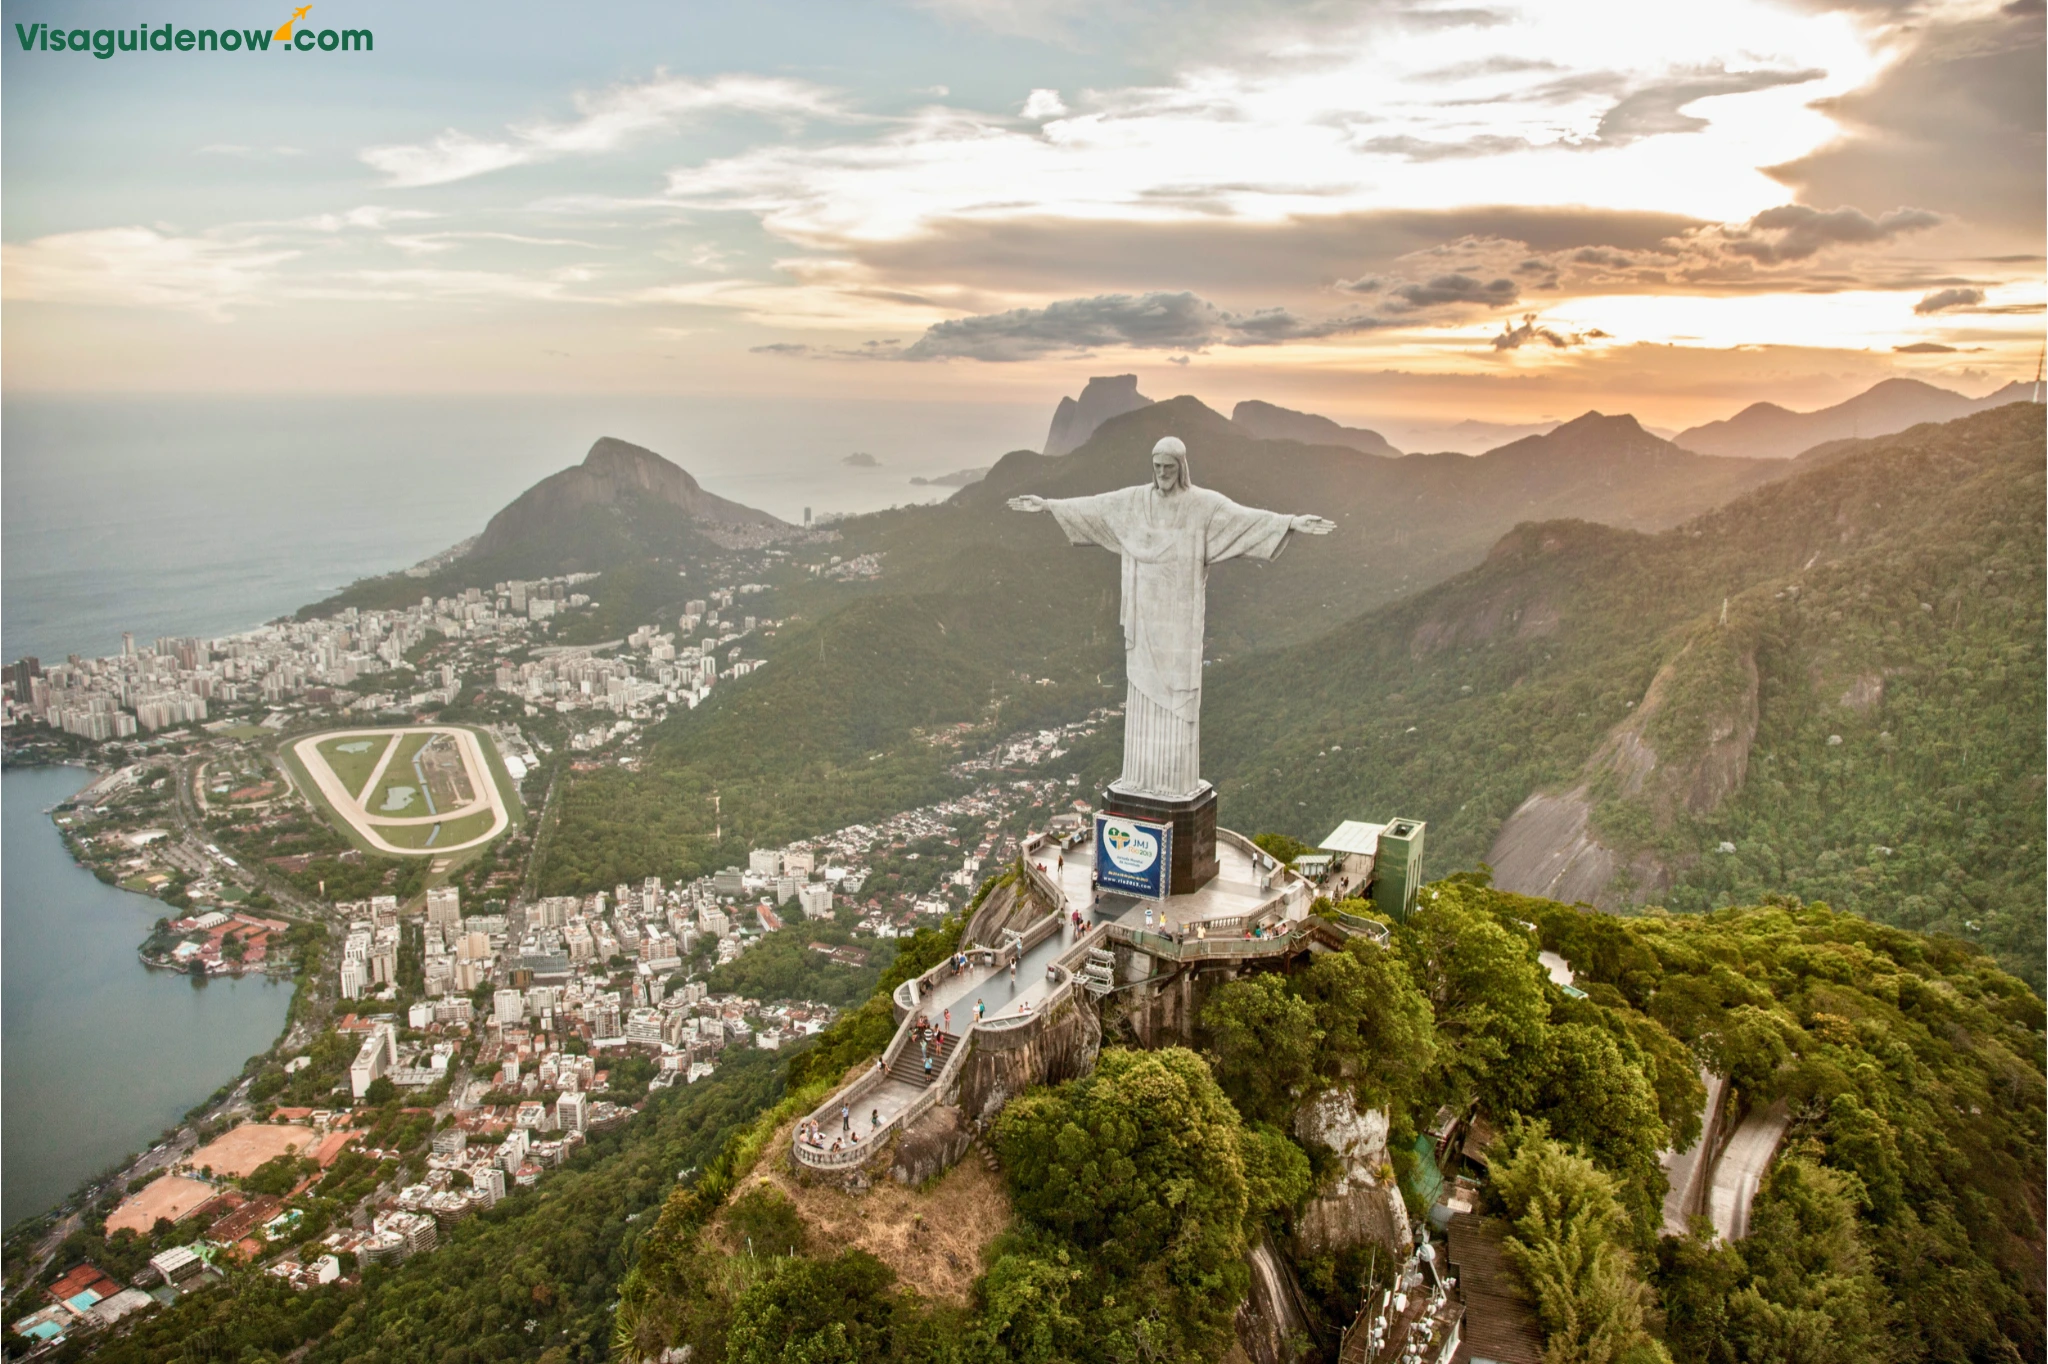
[2,0,2041,442]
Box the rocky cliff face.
[1489,618,1761,908]
[474,436,785,559]
[1043,375,1153,457]
[1291,1088,1413,1260]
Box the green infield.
[372,807,496,849]
[316,733,393,801]
[365,732,434,815]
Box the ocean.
[1,392,1043,664]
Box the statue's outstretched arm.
[1008,495,1048,513]
[1290,514,1336,535]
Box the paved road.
[1707,1100,1790,1241]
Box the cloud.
[361,74,843,188]
[1894,341,1958,352]
[886,289,1392,360]
[1722,203,1942,262]
[1491,313,1607,349]
[1021,89,1067,119]
[1914,286,1986,313]
[1,227,296,318]
[1766,5,2045,234]
[1593,65,1827,144]
[1382,273,1519,310]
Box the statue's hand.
[1008,495,1048,513]
[1291,514,1336,535]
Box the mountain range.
[1673,376,2032,459]
[1227,400,1402,456]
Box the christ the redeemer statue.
[1010,437,1334,802]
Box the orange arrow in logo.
[273,5,311,41]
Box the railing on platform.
[1105,920,1317,961]
[795,832,1088,1172]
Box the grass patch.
[365,733,433,815]
[314,733,392,801]
[372,807,498,851]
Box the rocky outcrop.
[949,988,1100,1123]
[890,1105,975,1186]
[1292,1089,1413,1260]
[1236,1231,1316,1364]
[1229,400,1401,457]
[1044,375,1153,457]
[1490,620,1760,909]
[475,437,785,558]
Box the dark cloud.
[1357,132,1540,161]
[1419,55,1562,79]
[1767,6,2045,233]
[1723,204,1942,262]
[1382,273,1518,310]
[751,339,901,360]
[1491,313,1607,349]
[1372,64,1823,159]
[1894,341,1959,352]
[840,207,1706,300]
[1572,247,1633,267]
[1594,66,1827,144]
[893,290,1393,361]
[1915,286,1986,313]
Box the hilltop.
[301,437,788,616]
[1229,399,1401,456]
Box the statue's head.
[1151,437,1192,494]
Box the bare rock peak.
[1044,374,1154,456]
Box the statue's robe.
[1045,483,1296,799]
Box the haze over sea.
[2,394,1040,664]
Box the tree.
[725,1250,900,1364]
[1396,889,1548,1099]
[1292,939,1438,1118]
[363,1076,396,1106]
[1489,1121,1670,1364]
[1201,974,1320,1125]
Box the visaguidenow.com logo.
[16,6,370,57]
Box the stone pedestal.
[1101,782,1219,895]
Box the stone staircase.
[887,1029,961,1087]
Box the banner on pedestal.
[1095,813,1172,899]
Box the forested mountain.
[301,438,787,616]
[538,394,1800,891]
[1198,402,2044,984]
[1675,376,2031,459]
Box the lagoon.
[2,766,293,1230]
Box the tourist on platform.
[841,1104,850,1133]
[871,1108,879,1129]
[943,1008,951,1032]
[975,998,985,1021]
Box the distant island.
[842,452,880,468]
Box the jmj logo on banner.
[1096,814,1171,899]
